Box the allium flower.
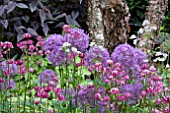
[64,28,89,52]
[0,79,16,90]
[44,34,66,52]
[121,81,143,105]
[0,61,18,76]
[85,46,110,67]
[47,47,66,66]
[111,44,147,76]
[38,69,58,85]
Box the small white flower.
[98,46,105,51]
[66,49,70,53]
[133,39,137,45]
[157,57,166,62]
[166,64,170,68]
[71,47,77,52]
[138,28,144,34]
[143,59,149,62]
[142,20,150,26]
[62,42,71,47]
[144,26,151,33]
[163,53,168,58]
[155,51,162,56]
[90,42,96,47]
[129,34,137,39]
[153,58,158,62]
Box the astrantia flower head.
[44,34,66,52]
[85,46,110,67]
[38,69,58,85]
[64,28,89,52]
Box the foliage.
[0,0,88,42]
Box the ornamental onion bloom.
[0,79,16,90]
[111,44,147,76]
[44,34,66,52]
[0,61,18,76]
[38,69,58,85]
[64,28,89,52]
[85,46,110,67]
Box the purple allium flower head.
[44,34,66,52]
[64,28,89,52]
[38,69,57,85]
[1,79,16,90]
[0,61,18,76]
[111,44,147,76]
[85,46,110,67]
[47,47,66,66]
[121,81,143,104]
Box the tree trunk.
[137,0,168,57]
[87,0,104,46]
[87,0,130,54]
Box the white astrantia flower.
[71,47,77,52]
[66,48,70,53]
[90,42,96,47]
[129,34,137,39]
[98,46,105,51]
[142,20,150,26]
[157,57,166,62]
[155,51,162,56]
[144,26,151,33]
[166,64,170,68]
[163,53,168,58]
[151,25,157,31]
[62,42,71,47]
[133,39,137,45]
[143,59,149,62]
[138,28,144,34]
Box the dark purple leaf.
[16,3,28,9]
[1,20,8,29]
[54,13,66,20]
[28,27,38,36]
[31,21,40,30]
[17,33,23,42]
[43,23,49,36]
[7,1,16,14]
[29,2,37,12]
[66,15,74,25]
[71,11,79,20]
[73,20,80,27]
[54,22,65,28]
[18,26,26,30]
[22,16,30,23]
[39,9,46,27]
[0,6,4,16]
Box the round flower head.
[1,79,16,90]
[85,46,110,67]
[44,34,66,52]
[64,28,89,52]
[38,69,57,85]
[111,44,147,76]
[0,61,18,76]
[47,47,66,66]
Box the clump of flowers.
[85,46,110,67]
[38,69,58,85]
[64,27,90,52]
[0,60,18,76]
[111,44,147,76]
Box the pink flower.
[108,88,120,94]
[124,92,131,98]
[34,100,39,105]
[22,33,32,39]
[29,68,34,73]
[95,93,102,101]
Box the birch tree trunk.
[87,0,130,54]
[137,0,168,57]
